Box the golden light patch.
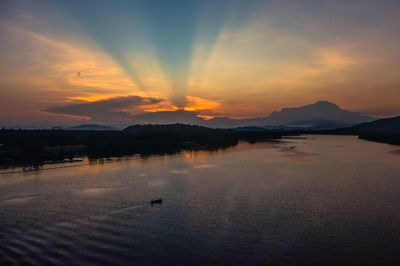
[197,114,214,120]
[184,96,221,111]
[143,106,181,112]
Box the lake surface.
[1,135,400,265]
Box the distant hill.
[233,127,267,132]
[124,123,282,145]
[347,116,400,133]
[66,124,117,131]
[320,116,400,146]
[124,123,212,133]
[130,111,204,126]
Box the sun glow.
[183,96,221,111]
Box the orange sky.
[1,1,400,126]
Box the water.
[1,135,400,265]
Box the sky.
[1,0,400,127]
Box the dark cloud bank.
[45,96,162,124]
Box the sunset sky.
[1,0,400,127]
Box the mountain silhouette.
[261,101,373,127]
[202,101,373,129]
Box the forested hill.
[0,124,282,168]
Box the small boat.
[151,199,162,205]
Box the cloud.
[44,95,214,126]
[44,96,162,124]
